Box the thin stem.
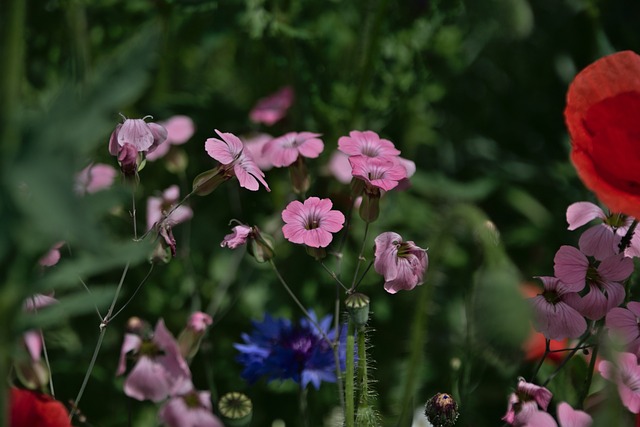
[349,221,370,292]
[131,186,138,240]
[578,341,600,408]
[345,318,355,427]
[353,260,374,292]
[333,285,345,411]
[542,333,591,387]
[110,263,154,321]
[40,329,55,397]
[320,261,349,291]
[137,190,195,242]
[299,385,310,427]
[105,262,130,321]
[69,328,106,420]
[77,276,103,321]
[530,339,550,382]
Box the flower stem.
[357,325,369,407]
[299,385,310,427]
[345,318,356,427]
[578,341,599,408]
[530,339,550,382]
[350,221,370,292]
[542,332,591,387]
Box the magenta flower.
[205,129,270,192]
[554,245,633,320]
[242,133,274,171]
[108,117,167,156]
[262,132,324,168]
[146,185,193,231]
[606,302,640,355]
[349,156,407,192]
[281,197,345,248]
[529,277,587,340]
[502,378,553,425]
[567,201,640,259]
[249,86,294,126]
[221,225,252,249]
[338,130,400,159]
[116,319,192,402]
[599,352,640,413]
[374,232,428,294]
[146,115,195,161]
[158,390,224,427]
[75,163,117,195]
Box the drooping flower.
[75,163,117,195]
[205,129,270,192]
[10,387,72,427]
[234,311,346,389]
[606,302,640,355]
[249,86,294,126]
[116,319,192,402]
[349,156,408,192]
[338,130,401,160]
[374,232,428,294]
[281,197,345,248]
[109,117,168,156]
[598,352,640,413]
[262,132,324,168]
[220,225,252,249]
[566,201,640,259]
[146,115,195,161]
[502,378,553,425]
[564,51,640,218]
[554,245,633,320]
[158,390,224,427]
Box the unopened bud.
[358,192,380,223]
[248,226,275,263]
[425,393,459,427]
[289,156,310,195]
[219,392,252,427]
[178,312,213,360]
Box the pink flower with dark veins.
[374,232,428,294]
[116,319,192,402]
[599,352,640,413]
[262,132,324,168]
[349,156,407,192]
[249,86,294,126]
[281,197,345,248]
[529,276,587,340]
[338,130,401,159]
[606,302,640,355]
[502,378,553,426]
[108,117,167,156]
[205,130,270,192]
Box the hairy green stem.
[357,325,368,407]
[345,319,356,427]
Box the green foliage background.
[2,0,640,425]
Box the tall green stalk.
[345,318,356,427]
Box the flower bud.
[358,192,380,223]
[218,392,252,427]
[289,156,310,195]
[425,393,459,427]
[248,226,275,263]
[178,312,213,360]
[345,293,370,327]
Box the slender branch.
[530,339,550,382]
[110,263,155,321]
[69,328,106,420]
[77,276,103,321]
[319,261,348,291]
[345,319,355,427]
[542,333,591,387]
[131,186,138,240]
[578,343,598,409]
[353,260,374,292]
[349,221,370,292]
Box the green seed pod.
[218,392,252,427]
[345,293,370,327]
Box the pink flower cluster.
[117,314,222,427]
[528,202,636,341]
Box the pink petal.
[598,253,634,282]
[578,225,619,260]
[124,357,173,402]
[117,334,142,376]
[566,202,605,230]
[163,115,195,145]
[328,151,353,184]
[570,283,610,320]
[23,330,42,361]
[557,401,593,427]
[296,133,324,159]
[118,119,154,152]
[523,410,558,427]
[302,228,333,248]
[553,246,589,292]
[606,307,640,345]
[320,210,345,233]
[146,196,163,231]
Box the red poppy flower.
[9,387,72,427]
[565,50,640,218]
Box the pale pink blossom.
[116,319,192,402]
[262,132,324,167]
[338,130,400,159]
[567,202,640,259]
[186,312,212,334]
[38,242,65,267]
[529,277,587,340]
[606,302,640,355]
[146,185,193,231]
[221,225,252,249]
[158,390,223,427]
[108,117,167,155]
[242,133,274,170]
[146,115,195,161]
[75,163,117,195]
[374,232,428,294]
[502,378,553,425]
[522,402,592,427]
[205,130,270,192]
[349,156,407,192]
[599,352,640,413]
[281,197,345,248]
[328,151,352,184]
[249,86,294,126]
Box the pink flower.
[338,130,400,159]
[146,185,193,231]
[158,390,223,427]
[242,133,274,170]
[522,402,593,427]
[108,117,167,156]
[186,312,213,334]
[262,132,324,168]
[205,129,270,192]
[178,312,213,359]
[349,156,407,192]
[146,115,195,161]
[221,225,252,249]
[328,151,353,184]
[529,277,587,340]
[249,86,294,126]
[606,302,640,355]
[566,201,640,259]
[599,352,640,413]
[555,245,632,320]
[74,163,117,195]
[281,197,345,248]
[38,242,65,267]
[374,232,428,294]
[116,319,192,402]
[502,378,553,425]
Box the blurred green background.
[2,0,640,425]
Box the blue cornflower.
[234,311,346,389]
